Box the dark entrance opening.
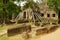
[52,14,55,17]
[47,14,50,17]
[24,12,26,18]
[41,13,44,17]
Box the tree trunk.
[2,8,6,25]
[12,13,15,21]
[2,0,7,25]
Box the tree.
[47,0,58,11]
[0,0,23,25]
[0,0,3,24]
[2,0,8,25]
[5,0,22,24]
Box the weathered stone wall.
[17,2,58,24]
[39,2,58,24]
[7,25,31,36]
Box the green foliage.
[0,34,8,40]
[0,0,3,13]
[24,0,38,9]
[35,22,40,26]
[48,0,58,10]
[6,1,22,17]
[0,0,23,24]
[0,0,3,18]
[47,0,60,12]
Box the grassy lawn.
[0,23,22,32]
[0,25,8,40]
[0,34,8,40]
[0,26,7,32]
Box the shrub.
[35,22,40,26]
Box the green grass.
[0,26,7,32]
[0,34,8,40]
[0,25,8,40]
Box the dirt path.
[40,28,60,40]
[30,28,60,40]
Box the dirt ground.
[31,27,60,40]
[9,25,60,40]
[40,27,60,40]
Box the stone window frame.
[23,11,26,18]
[47,14,50,17]
[52,14,55,17]
[41,13,44,17]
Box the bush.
[35,22,40,26]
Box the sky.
[14,0,42,6]
[33,0,42,3]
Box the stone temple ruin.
[12,2,58,25]
[8,2,59,37]
[39,2,58,25]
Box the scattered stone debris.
[7,23,59,40]
[36,25,59,35]
[7,24,31,37]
